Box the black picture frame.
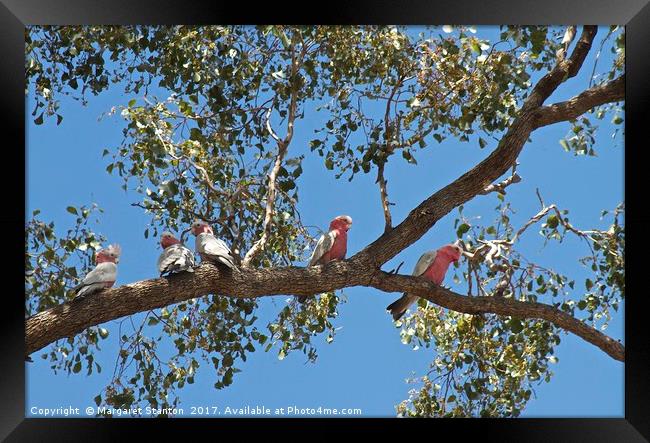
[5,0,649,440]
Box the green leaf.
[66,206,78,215]
[456,223,470,238]
[223,368,233,386]
[72,361,82,373]
[509,318,523,334]
[478,137,487,149]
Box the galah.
[386,243,462,321]
[298,215,353,303]
[157,231,195,276]
[71,244,121,299]
[191,219,237,269]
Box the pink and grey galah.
[191,219,237,269]
[386,243,462,321]
[298,215,353,303]
[157,232,195,276]
[71,244,121,299]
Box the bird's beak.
[115,257,120,264]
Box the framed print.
[4,0,649,440]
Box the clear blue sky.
[26,26,624,418]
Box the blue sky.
[26,26,623,418]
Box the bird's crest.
[335,215,353,225]
[104,244,122,256]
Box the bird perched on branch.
[386,243,462,321]
[298,215,353,303]
[71,244,121,299]
[157,231,195,276]
[191,220,237,269]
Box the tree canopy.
[25,25,624,417]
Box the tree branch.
[376,162,393,233]
[479,166,522,196]
[376,79,403,233]
[26,260,624,362]
[351,26,600,268]
[533,75,625,128]
[26,261,362,356]
[369,271,624,362]
[242,43,302,267]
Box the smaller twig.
[535,187,545,208]
[479,171,522,196]
[264,104,283,145]
[511,206,554,244]
[376,163,393,232]
[387,261,405,275]
[242,40,304,267]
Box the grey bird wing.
[298,231,337,303]
[199,234,236,269]
[386,250,437,321]
[158,244,196,276]
[308,230,337,266]
[412,250,438,277]
[73,262,117,298]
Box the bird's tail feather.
[386,294,412,321]
[218,256,239,272]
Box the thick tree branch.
[26,261,363,356]
[525,26,598,109]
[26,261,624,362]
[369,271,625,362]
[533,75,625,128]
[350,27,599,268]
